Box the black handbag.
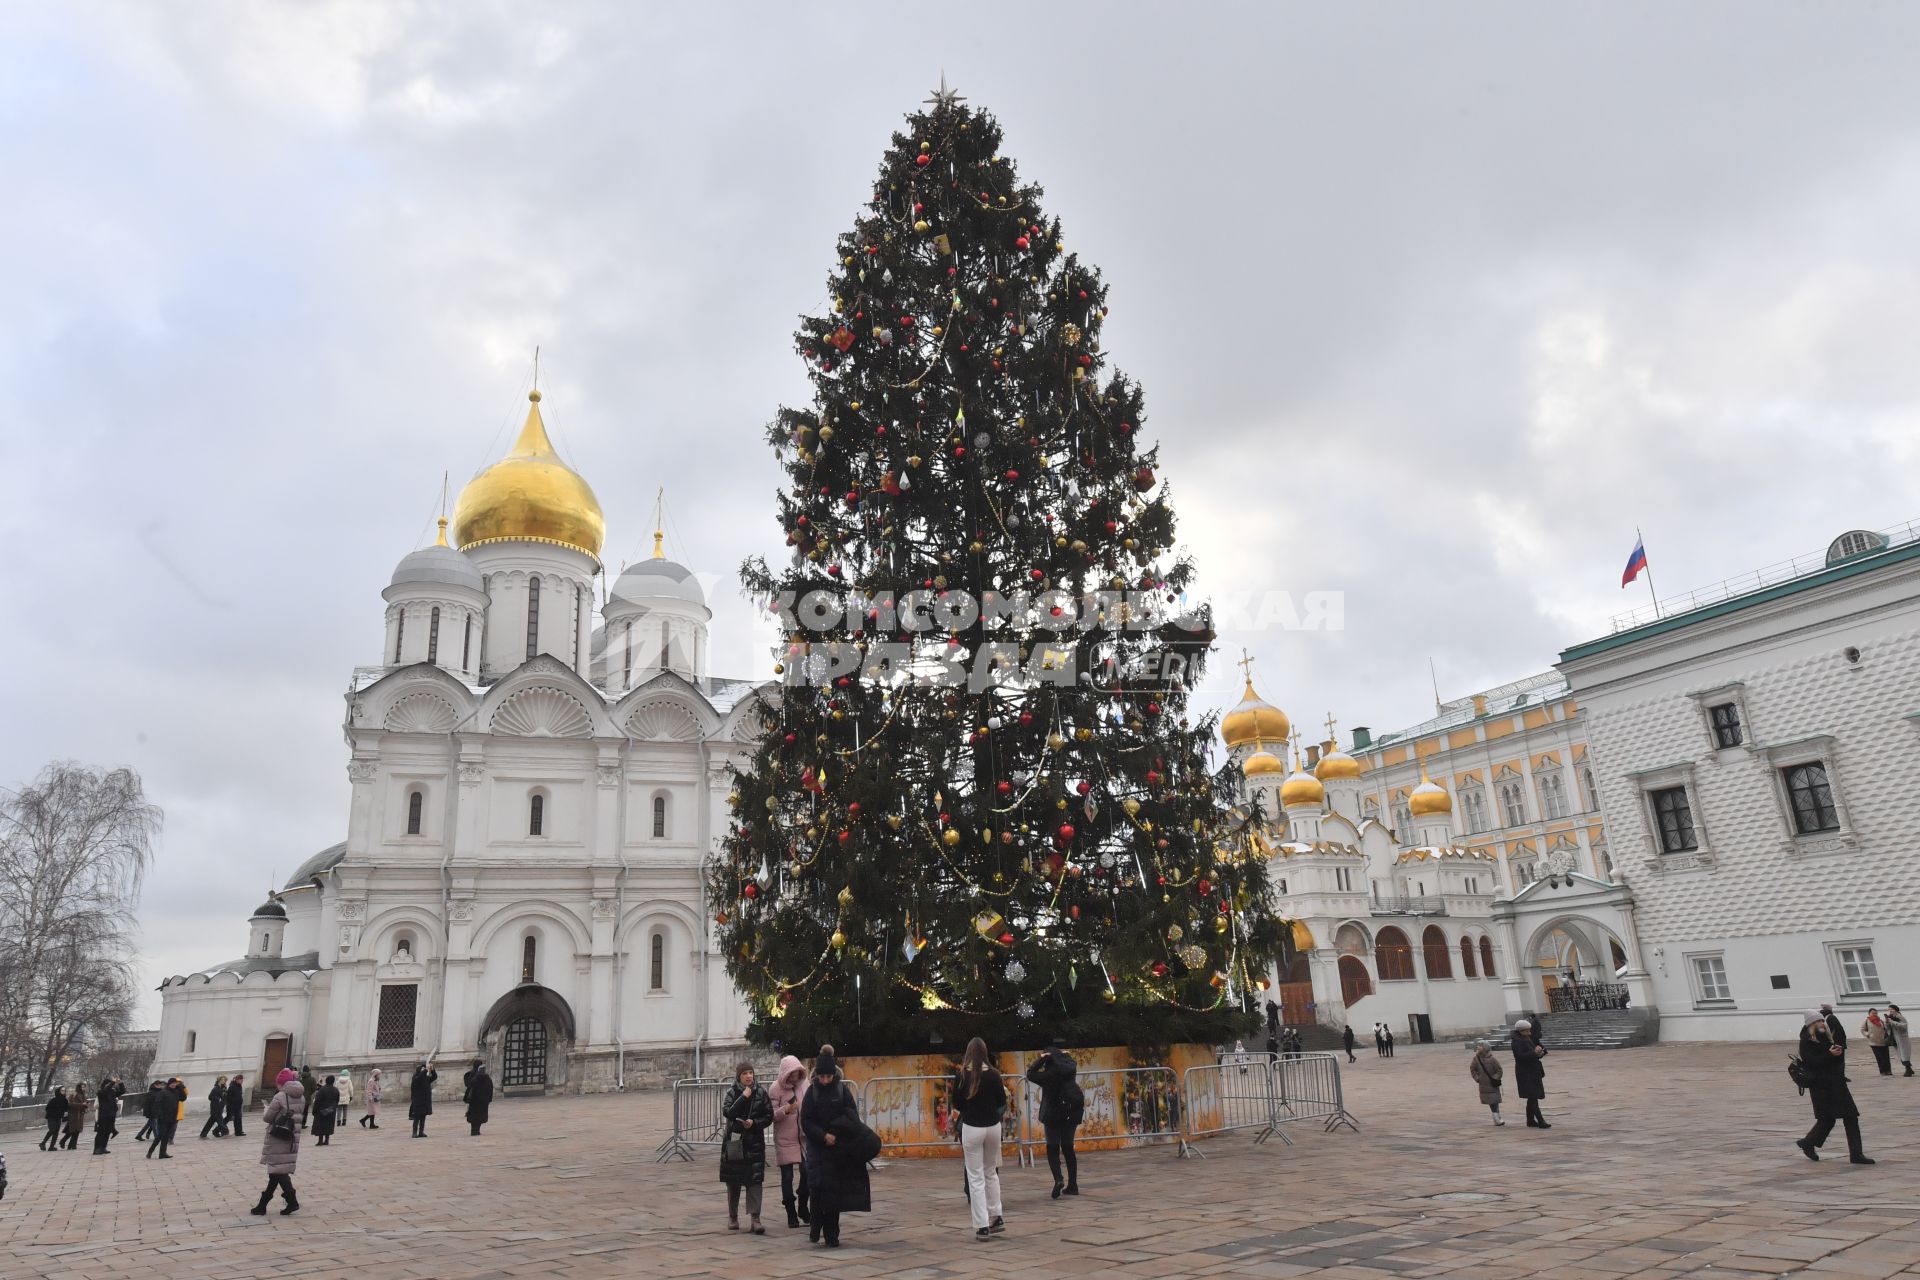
[722,1129,745,1163]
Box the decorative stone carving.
[1785,834,1857,858]
[385,691,461,734]
[449,901,476,922]
[458,761,486,784]
[347,759,377,783]
[627,700,702,742]
[336,900,366,921]
[597,763,623,788]
[1539,847,1577,882]
[494,686,594,738]
[591,897,617,917]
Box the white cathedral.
[152,391,762,1099]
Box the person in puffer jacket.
[769,1054,811,1228]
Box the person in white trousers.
[951,1037,1008,1242]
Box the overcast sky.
[5,3,1918,1024]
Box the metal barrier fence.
[1013,1064,1183,1161]
[1179,1057,1289,1156]
[1270,1051,1361,1134]
[653,1052,1357,1163]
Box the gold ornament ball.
[830,929,847,949]
[942,828,962,847]
[914,219,930,232]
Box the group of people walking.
[37,1075,217,1157]
[716,1039,1086,1247]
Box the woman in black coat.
[310,1077,341,1145]
[1511,1019,1551,1128]
[39,1088,69,1151]
[408,1064,438,1138]
[464,1064,494,1136]
[1797,1014,1873,1163]
[718,1062,774,1233]
[799,1048,871,1249]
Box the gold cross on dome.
[1324,712,1338,743]
[1237,649,1255,681]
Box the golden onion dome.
[452,390,605,559]
[1315,747,1362,781]
[1242,750,1285,777]
[1221,678,1290,750]
[1280,766,1325,809]
[1409,776,1452,817]
[1289,920,1315,952]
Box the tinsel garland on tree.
[712,84,1289,1054]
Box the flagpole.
[1638,525,1660,618]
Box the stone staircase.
[1491,1009,1657,1050]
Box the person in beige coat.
[1862,1009,1894,1077]
[252,1079,304,1216]
[1468,1041,1505,1126]
[1885,1005,1914,1077]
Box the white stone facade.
[1558,532,1920,1041]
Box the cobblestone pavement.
[4,1041,1919,1279]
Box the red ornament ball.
[915,154,931,167]
[743,883,759,899]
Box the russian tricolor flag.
[1621,538,1649,587]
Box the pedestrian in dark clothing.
[1511,1019,1550,1128]
[61,1085,89,1150]
[409,1063,437,1137]
[770,1055,810,1228]
[464,1064,493,1136]
[1026,1041,1084,1199]
[954,1037,1008,1241]
[799,1047,872,1248]
[148,1078,186,1159]
[310,1078,341,1145]
[252,1078,303,1215]
[1820,1002,1847,1048]
[1384,1026,1395,1058]
[1797,1012,1874,1164]
[200,1076,229,1138]
[1342,1024,1357,1063]
[98,1077,125,1138]
[298,1067,317,1129]
[91,1087,119,1154]
[226,1075,247,1136]
[135,1081,163,1142]
[1373,1023,1385,1057]
[39,1088,69,1150]
[719,1061,773,1232]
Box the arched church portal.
[478,984,576,1092]
[1527,918,1631,1012]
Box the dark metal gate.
[502,1016,547,1087]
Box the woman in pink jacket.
[769,1054,810,1228]
[359,1069,383,1129]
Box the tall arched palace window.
[1460,936,1478,978]
[1374,926,1415,981]
[1422,925,1453,979]
[427,606,441,664]
[528,793,545,836]
[652,795,668,839]
[1479,936,1497,977]
[406,789,423,835]
[649,931,665,991]
[521,935,537,984]
[526,575,542,660]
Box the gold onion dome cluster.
[1221,678,1290,750]
[453,390,605,559]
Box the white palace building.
[152,392,762,1098]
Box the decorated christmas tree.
[715,82,1289,1054]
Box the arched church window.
[652,795,668,839]
[395,935,413,961]
[1422,925,1453,979]
[521,934,537,984]
[1460,936,1478,978]
[623,621,634,684]
[574,585,584,664]
[406,788,424,835]
[529,793,545,837]
[427,607,441,664]
[1374,926,1415,981]
[649,931,665,991]
[1480,936,1497,977]
[394,608,406,663]
[463,615,474,672]
[526,575,542,660]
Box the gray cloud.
[5,2,1918,1021]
